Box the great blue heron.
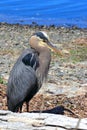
[7,31,62,112]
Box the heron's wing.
[22,53,39,70]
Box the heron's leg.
[19,105,22,113]
[26,102,29,112]
[15,106,20,113]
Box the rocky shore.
[0,22,87,96]
[0,22,87,118]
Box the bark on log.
[0,110,87,130]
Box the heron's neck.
[36,49,51,88]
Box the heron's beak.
[47,41,63,56]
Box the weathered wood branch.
[0,110,87,130]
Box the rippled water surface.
[0,0,87,28]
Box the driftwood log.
[0,110,87,130]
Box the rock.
[0,110,87,130]
[73,38,87,45]
[62,49,70,55]
[76,86,87,96]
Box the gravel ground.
[0,23,87,96]
[0,23,87,117]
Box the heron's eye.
[43,39,48,43]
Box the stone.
[0,110,87,130]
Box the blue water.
[0,0,87,28]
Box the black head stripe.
[33,32,48,42]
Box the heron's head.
[29,31,62,55]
